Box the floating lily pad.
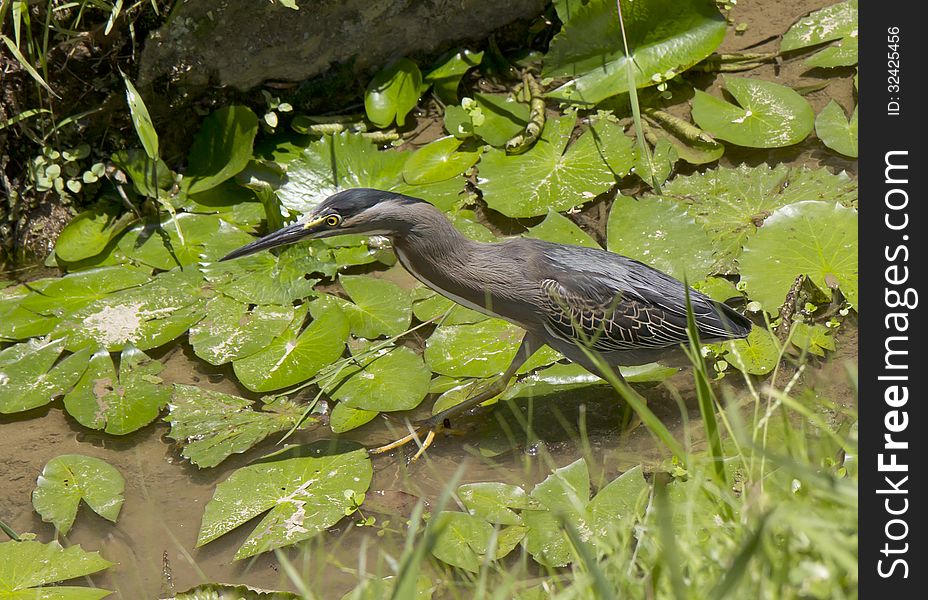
[0,281,59,341]
[202,245,330,307]
[233,300,349,392]
[412,287,487,326]
[184,105,259,194]
[336,275,412,339]
[166,385,309,468]
[365,58,424,128]
[815,101,857,158]
[781,0,857,59]
[425,319,557,379]
[607,194,715,280]
[692,77,814,148]
[402,137,480,185]
[544,0,727,104]
[429,512,523,573]
[525,209,600,248]
[0,539,112,600]
[459,482,536,526]
[0,339,90,414]
[276,132,408,216]
[805,35,857,67]
[657,164,857,270]
[325,346,431,412]
[478,117,634,217]
[740,201,858,311]
[63,344,171,435]
[196,441,372,559]
[726,327,779,375]
[189,296,294,365]
[20,265,152,319]
[52,267,206,352]
[32,454,125,534]
[329,402,378,434]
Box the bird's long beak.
[219,215,327,261]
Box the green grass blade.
[0,35,57,97]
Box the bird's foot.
[368,415,449,462]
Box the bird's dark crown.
[315,188,424,218]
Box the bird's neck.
[390,206,500,319]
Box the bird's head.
[220,188,425,261]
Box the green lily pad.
[502,362,677,405]
[189,296,294,365]
[32,455,125,534]
[116,213,256,270]
[726,327,779,375]
[0,339,90,414]
[424,49,484,103]
[20,265,152,319]
[233,300,349,392]
[459,482,535,526]
[0,539,112,600]
[525,209,599,248]
[692,77,814,148]
[543,0,727,104]
[425,319,555,379]
[393,174,469,212]
[276,132,408,216]
[780,0,857,52]
[635,138,678,187]
[740,201,858,311]
[432,510,525,573]
[791,322,836,357]
[805,35,857,67]
[52,267,206,352]
[336,275,412,339]
[365,58,424,128]
[184,106,259,194]
[329,402,379,433]
[196,441,372,559]
[657,164,857,270]
[55,203,135,263]
[202,245,330,306]
[325,345,431,413]
[63,344,171,435]
[815,101,857,158]
[402,137,481,185]
[166,385,309,468]
[412,287,487,325]
[607,194,715,280]
[478,116,635,217]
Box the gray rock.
[139,0,546,90]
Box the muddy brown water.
[0,0,855,597]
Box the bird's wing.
[535,243,750,349]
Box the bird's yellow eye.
[325,215,341,227]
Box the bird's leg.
[370,333,541,460]
[598,362,645,433]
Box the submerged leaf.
[740,201,857,311]
[196,442,372,559]
[167,385,309,468]
[691,77,814,148]
[544,0,726,104]
[63,344,171,435]
[0,539,112,599]
[32,455,125,534]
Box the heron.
[221,188,751,458]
